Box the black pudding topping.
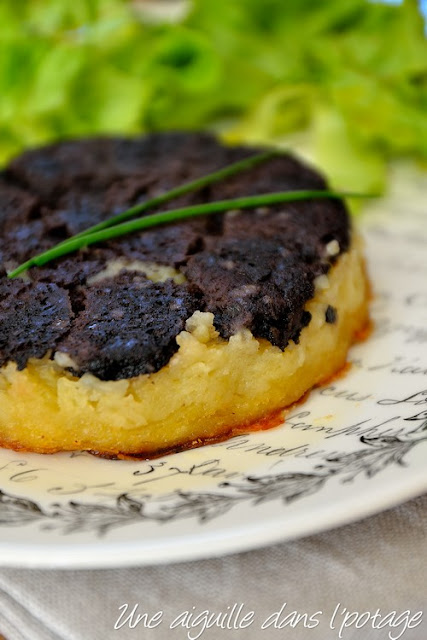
[57,273,200,381]
[0,279,72,370]
[183,238,315,347]
[0,132,350,380]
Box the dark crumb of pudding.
[325,305,338,324]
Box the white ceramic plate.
[0,167,426,568]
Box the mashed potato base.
[0,239,368,456]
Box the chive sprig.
[8,188,373,278]
[60,149,278,243]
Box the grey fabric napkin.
[0,494,425,640]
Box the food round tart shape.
[0,133,369,457]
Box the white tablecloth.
[0,493,425,640]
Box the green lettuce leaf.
[0,0,425,193]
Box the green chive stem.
[58,149,278,244]
[7,190,375,278]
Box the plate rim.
[1,176,426,570]
[0,465,425,569]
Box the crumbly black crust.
[0,280,72,370]
[183,238,315,346]
[0,132,350,381]
[57,273,201,380]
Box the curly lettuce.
[0,0,425,192]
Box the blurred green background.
[0,0,426,192]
